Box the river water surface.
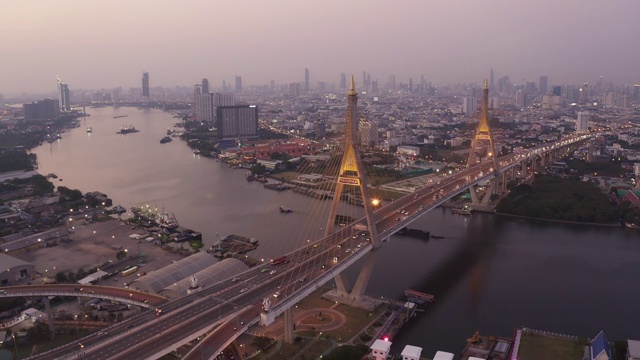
[31,107,640,356]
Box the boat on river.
[117,125,139,134]
[160,136,172,144]
[279,206,293,213]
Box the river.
[31,107,640,356]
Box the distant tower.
[467,79,499,171]
[340,73,347,89]
[235,76,243,93]
[57,78,70,112]
[142,72,150,99]
[539,76,548,94]
[490,69,495,89]
[304,68,310,92]
[201,78,209,94]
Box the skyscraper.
[216,105,258,139]
[539,76,548,94]
[202,78,209,94]
[235,76,243,93]
[462,97,477,114]
[515,89,527,108]
[142,72,150,98]
[57,78,70,112]
[23,99,59,121]
[304,68,310,92]
[340,73,347,89]
[490,69,495,89]
[576,112,590,133]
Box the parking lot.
[15,219,185,282]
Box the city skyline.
[2,0,640,94]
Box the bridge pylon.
[467,79,499,171]
[324,76,380,305]
[467,79,501,210]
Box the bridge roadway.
[0,284,167,308]
[26,134,590,360]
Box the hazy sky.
[2,0,639,94]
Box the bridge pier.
[43,296,55,339]
[283,308,294,344]
[329,250,379,308]
[469,176,497,210]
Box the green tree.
[323,345,369,360]
[55,271,68,283]
[76,268,86,280]
[26,323,50,343]
[252,336,273,351]
[250,163,267,175]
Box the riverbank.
[494,211,622,227]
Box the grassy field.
[517,334,586,360]
[323,303,387,343]
[264,338,333,360]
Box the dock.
[263,182,292,191]
[460,332,513,360]
[404,289,435,303]
[209,234,258,258]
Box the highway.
[22,133,590,359]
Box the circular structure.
[295,309,347,332]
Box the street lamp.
[12,334,18,360]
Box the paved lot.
[15,219,186,281]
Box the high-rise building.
[462,97,477,114]
[0,93,4,106]
[216,105,258,139]
[235,76,243,93]
[539,76,548,94]
[542,95,564,110]
[202,78,209,94]
[409,78,413,92]
[387,75,396,90]
[490,69,495,89]
[359,120,378,147]
[142,72,150,98]
[515,89,527,108]
[23,99,59,121]
[552,86,562,96]
[576,112,590,133]
[57,78,70,112]
[288,83,301,97]
[371,81,378,93]
[304,68,310,92]
[340,73,347,89]
[633,85,640,102]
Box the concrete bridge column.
[521,160,527,178]
[482,180,497,206]
[283,308,294,344]
[350,250,379,302]
[501,171,508,191]
[43,296,55,339]
[469,185,480,205]
[333,273,351,296]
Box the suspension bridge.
[6,78,590,360]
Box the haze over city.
[3,0,640,94]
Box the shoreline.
[492,211,622,228]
